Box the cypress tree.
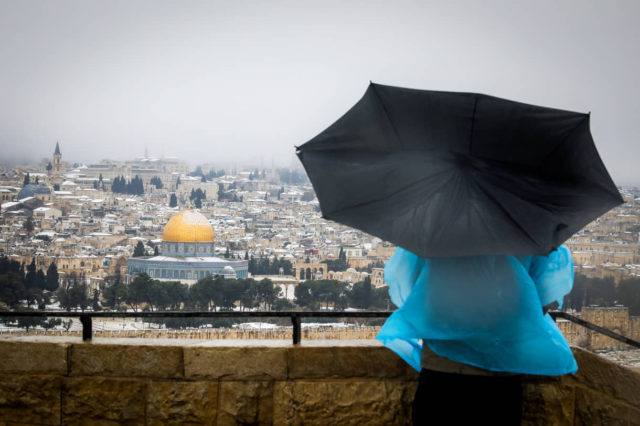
[133,241,146,257]
[46,262,59,291]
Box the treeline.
[0,257,63,331]
[150,176,163,189]
[102,274,281,312]
[190,188,206,208]
[111,175,144,195]
[0,257,59,309]
[295,277,390,310]
[564,273,640,315]
[100,273,390,314]
[217,183,241,202]
[190,166,226,181]
[248,255,294,276]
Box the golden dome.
[162,210,215,243]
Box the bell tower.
[52,142,63,186]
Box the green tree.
[294,282,313,308]
[45,262,59,291]
[24,216,35,235]
[0,271,26,308]
[350,276,373,309]
[55,274,88,312]
[133,241,146,257]
[126,273,153,311]
[46,162,52,172]
[150,176,163,189]
[35,269,46,291]
[617,277,640,315]
[91,290,101,311]
[256,278,279,310]
[169,193,178,208]
[23,173,30,186]
[103,279,127,310]
[42,318,62,330]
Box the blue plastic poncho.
[376,246,577,375]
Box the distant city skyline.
[1,1,639,183]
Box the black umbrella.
[297,83,623,258]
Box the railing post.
[80,314,92,341]
[291,314,301,344]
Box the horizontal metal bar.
[0,311,393,318]
[549,311,640,349]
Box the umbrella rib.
[468,95,478,155]
[539,115,589,166]
[370,84,404,148]
[473,180,542,250]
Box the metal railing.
[1,310,639,348]
[0,311,391,344]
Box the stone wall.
[557,306,640,350]
[0,341,639,425]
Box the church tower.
[52,142,63,186]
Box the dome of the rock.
[162,210,214,243]
[128,208,248,283]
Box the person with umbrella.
[297,83,622,424]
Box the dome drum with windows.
[127,209,248,283]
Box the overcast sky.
[1,1,639,183]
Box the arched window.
[300,269,305,280]
[306,268,311,280]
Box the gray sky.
[1,1,639,183]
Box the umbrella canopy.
[297,83,623,257]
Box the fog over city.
[1,0,639,183]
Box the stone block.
[62,377,146,425]
[573,387,630,426]
[288,346,410,379]
[0,374,61,425]
[217,381,273,425]
[184,347,286,381]
[0,342,67,375]
[571,346,640,407]
[629,407,640,426]
[70,343,182,379]
[273,380,416,425]
[521,382,574,425]
[147,381,218,425]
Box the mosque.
[127,209,248,284]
